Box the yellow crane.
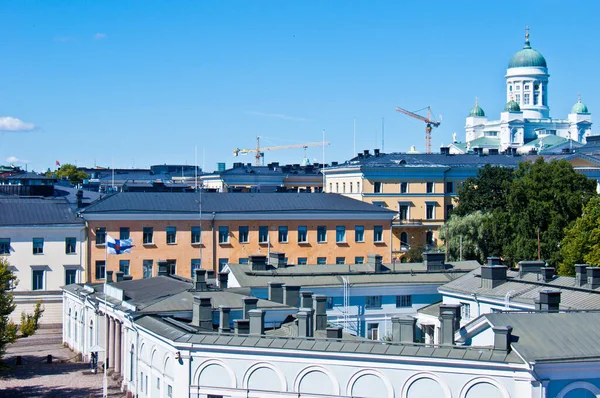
[233,136,330,166]
[395,106,441,154]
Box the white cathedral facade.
[452,30,592,154]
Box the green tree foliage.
[0,258,18,359]
[20,301,44,337]
[454,164,514,216]
[559,196,600,275]
[439,211,491,263]
[47,163,90,185]
[404,245,425,263]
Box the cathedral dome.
[504,100,521,112]
[508,31,547,68]
[572,96,589,114]
[469,98,485,117]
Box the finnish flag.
[106,235,133,255]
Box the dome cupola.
[572,95,589,114]
[469,98,485,117]
[508,28,547,68]
[504,99,521,112]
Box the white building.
[0,197,85,324]
[454,30,593,154]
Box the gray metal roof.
[80,192,395,215]
[111,276,192,310]
[0,197,84,226]
[227,261,481,288]
[485,312,600,362]
[441,268,600,310]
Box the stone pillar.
[114,321,122,374]
[103,313,109,369]
[108,317,115,369]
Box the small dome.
[508,31,547,68]
[504,100,521,112]
[572,96,589,114]
[469,98,485,117]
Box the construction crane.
[233,136,330,166]
[395,106,441,154]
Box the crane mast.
[233,136,330,166]
[395,106,441,154]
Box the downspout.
[211,212,217,272]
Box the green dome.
[504,100,521,112]
[508,34,547,68]
[469,98,485,117]
[572,97,589,114]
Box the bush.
[20,301,45,337]
[5,320,17,342]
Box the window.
[372,201,386,208]
[355,256,364,264]
[317,257,327,265]
[33,238,44,254]
[461,303,471,319]
[374,226,383,242]
[515,94,521,103]
[143,260,153,279]
[349,182,353,193]
[239,258,249,265]
[191,226,201,244]
[218,226,229,244]
[367,323,379,340]
[297,226,308,243]
[0,238,9,255]
[355,225,364,242]
[32,269,45,290]
[534,92,540,105]
[65,269,77,285]
[258,226,269,243]
[141,372,144,392]
[426,231,434,246]
[426,182,434,193]
[515,85,521,90]
[65,237,76,254]
[191,259,201,278]
[166,260,176,275]
[120,227,130,240]
[446,181,453,193]
[335,257,345,265]
[336,226,346,243]
[357,182,360,193]
[218,258,228,272]
[167,385,173,398]
[297,257,307,265]
[524,93,530,105]
[329,183,332,192]
[524,84,530,90]
[365,296,381,308]
[374,182,382,193]
[317,226,326,243]
[95,227,106,245]
[426,203,435,220]
[398,204,409,220]
[119,260,130,275]
[335,182,338,193]
[396,295,412,307]
[166,227,177,244]
[95,261,106,280]
[400,232,409,248]
[342,182,346,193]
[238,226,249,243]
[446,204,454,218]
[278,226,288,243]
[143,227,154,244]
[400,182,408,193]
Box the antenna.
[382,117,385,152]
[322,129,326,191]
[353,117,356,158]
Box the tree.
[454,164,514,216]
[559,196,600,275]
[404,246,425,263]
[439,211,491,263]
[47,163,90,185]
[0,258,17,359]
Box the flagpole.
[103,241,108,398]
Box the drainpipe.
[211,212,217,272]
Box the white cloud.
[245,110,308,122]
[94,33,107,40]
[0,116,35,131]
[6,156,28,164]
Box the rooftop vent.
[374,148,380,157]
[423,252,446,271]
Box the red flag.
[56,160,60,167]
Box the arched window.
[74,312,78,343]
[89,320,94,349]
[68,308,72,338]
[426,231,434,246]
[130,344,135,381]
[400,232,408,248]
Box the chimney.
[123,275,133,281]
[283,285,301,308]
[438,304,461,345]
[391,316,416,343]
[206,270,215,280]
[488,148,499,155]
[357,153,364,159]
[538,290,561,312]
[493,325,513,352]
[106,270,113,284]
[194,269,208,291]
[218,306,231,333]
[248,309,265,335]
[440,146,450,155]
[518,260,545,276]
[587,267,600,289]
[300,291,313,309]
[76,190,83,208]
[487,257,501,266]
[218,272,229,289]
[242,297,258,319]
[297,311,312,338]
[192,297,213,330]
[576,264,588,287]
[480,265,507,289]
[268,282,284,304]
[541,267,555,283]
[326,327,343,339]
[249,255,268,271]
[363,149,370,157]
[374,148,380,157]
[269,252,286,268]
[312,294,327,331]
[115,271,124,282]
[157,261,169,276]
[234,319,250,335]
[423,252,446,271]
[367,254,384,273]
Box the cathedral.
[451,29,592,154]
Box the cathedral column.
[114,320,122,374]
[109,317,115,369]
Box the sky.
[1,1,599,173]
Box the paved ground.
[0,326,125,398]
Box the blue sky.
[1,1,599,172]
